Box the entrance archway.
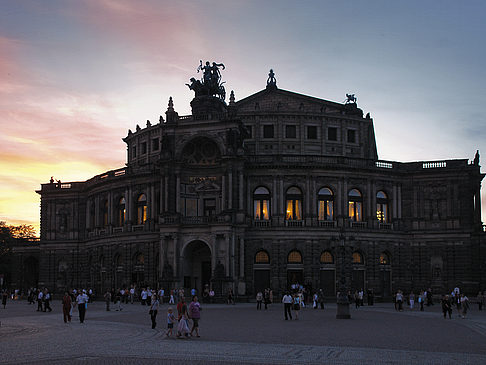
[182,240,212,294]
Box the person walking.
[149,295,159,329]
[169,289,175,304]
[36,289,43,312]
[354,290,360,309]
[419,291,425,311]
[396,290,404,312]
[318,289,325,309]
[166,307,176,337]
[176,299,190,338]
[282,292,293,320]
[460,294,470,319]
[62,291,72,323]
[409,292,415,310]
[227,288,234,305]
[264,288,270,310]
[76,290,89,323]
[43,289,52,312]
[189,296,201,337]
[256,291,263,310]
[114,289,122,311]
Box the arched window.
[379,252,390,265]
[348,189,363,222]
[102,200,108,227]
[318,187,334,221]
[99,255,105,268]
[320,251,334,264]
[352,251,363,264]
[137,194,147,225]
[288,250,302,263]
[134,253,144,265]
[117,197,126,227]
[114,253,123,267]
[255,250,270,263]
[376,191,388,223]
[286,187,302,220]
[253,187,270,220]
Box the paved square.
[1,299,486,364]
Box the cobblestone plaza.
[1,300,486,364]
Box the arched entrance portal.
[182,240,212,294]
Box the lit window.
[117,197,126,227]
[288,250,302,263]
[348,189,363,222]
[137,194,147,224]
[254,187,270,220]
[379,252,390,265]
[352,252,363,264]
[376,191,388,223]
[320,251,334,264]
[286,187,302,220]
[318,187,334,221]
[255,250,270,263]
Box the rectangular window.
[349,201,362,221]
[203,198,216,216]
[307,126,317,139]
[286,200,302,220]
[328,127,337,141]
[254,200,270,220]
[141,142,147,154]
[318,200,333,220]
[263,125,274,138]
[132,146,137,158]
[285,125,296,139]
[152,138,159,151]
[347,129,356,143]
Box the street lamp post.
[336,230,351,319]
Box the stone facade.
[11,76,486,298]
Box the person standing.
[293,293,301,320]
[141,288,148,305]
[460,294,470,319]
[129,286,135,304]
[409,292,415,310]
[169,289,175,304]
[264,288,270,310]
[2,290,8,309]
[189,296,201,337]
[104,289,111,311]
[62,291,72,323]
[282,292,293,320]
[256,291,263,310]
[227,288,234,305]
[354,290,360,309]
[76,290,89,323]
[114,289,122,311]
[37,289,44,312]
[158,288,165,304]
[396,290,403,311]
[176,299,190,338]
[149,295,159,329]
[441,295,452,319]
[318,289,325,309]
[166,307,176,337]
[419,291,425,311]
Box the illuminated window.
[255,250,270,263]
[376,191,388,223]
[320,251,334,264]
[117,197,126,227]
[348,189,363,222]
[286,187,302,220]
[137,194,147,225]
[254,187,270,220]
[379,252,390,265]
[288,250,302,263]
[318,187,334,221]
[352,252,363,264]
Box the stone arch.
[181,240,213,293]
[178,136,223,165]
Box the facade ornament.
[267,68,277,88]
[474,150,480,165]
[186,60,226,100]
[229,90,235,105]
[167,96,174,111]
[345,93,357,104]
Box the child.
[166,307,176,337]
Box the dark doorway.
[183,240,212,293]
[23,256,39,288]
[287,269,303,289]
[319,269,336,296]
[254,270,270,293]
[380,270,391,297]
[352,269,365,291]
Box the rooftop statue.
[345,93,357,104]
[186,60,226,100]
[267,68,277,87]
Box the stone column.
[228,170,233,209]
[108,192,113,226]
[150,184,155,219]
[393,185,398,219]
[176,175,180,213]
[239,237,245,278]
[239,172,244,211]
[95,195,100,228]
[160,177,164,215]
[222,175,226,210]
[397,184,402,219]
[164,176,169,212]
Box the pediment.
[195,180,220,192]
[236,87,344,114]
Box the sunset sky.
[1,0,485,234]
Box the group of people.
[255,288,273,310]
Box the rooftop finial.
[267,68,277,88]
[229,90,235,105]
[167,96,174,111]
